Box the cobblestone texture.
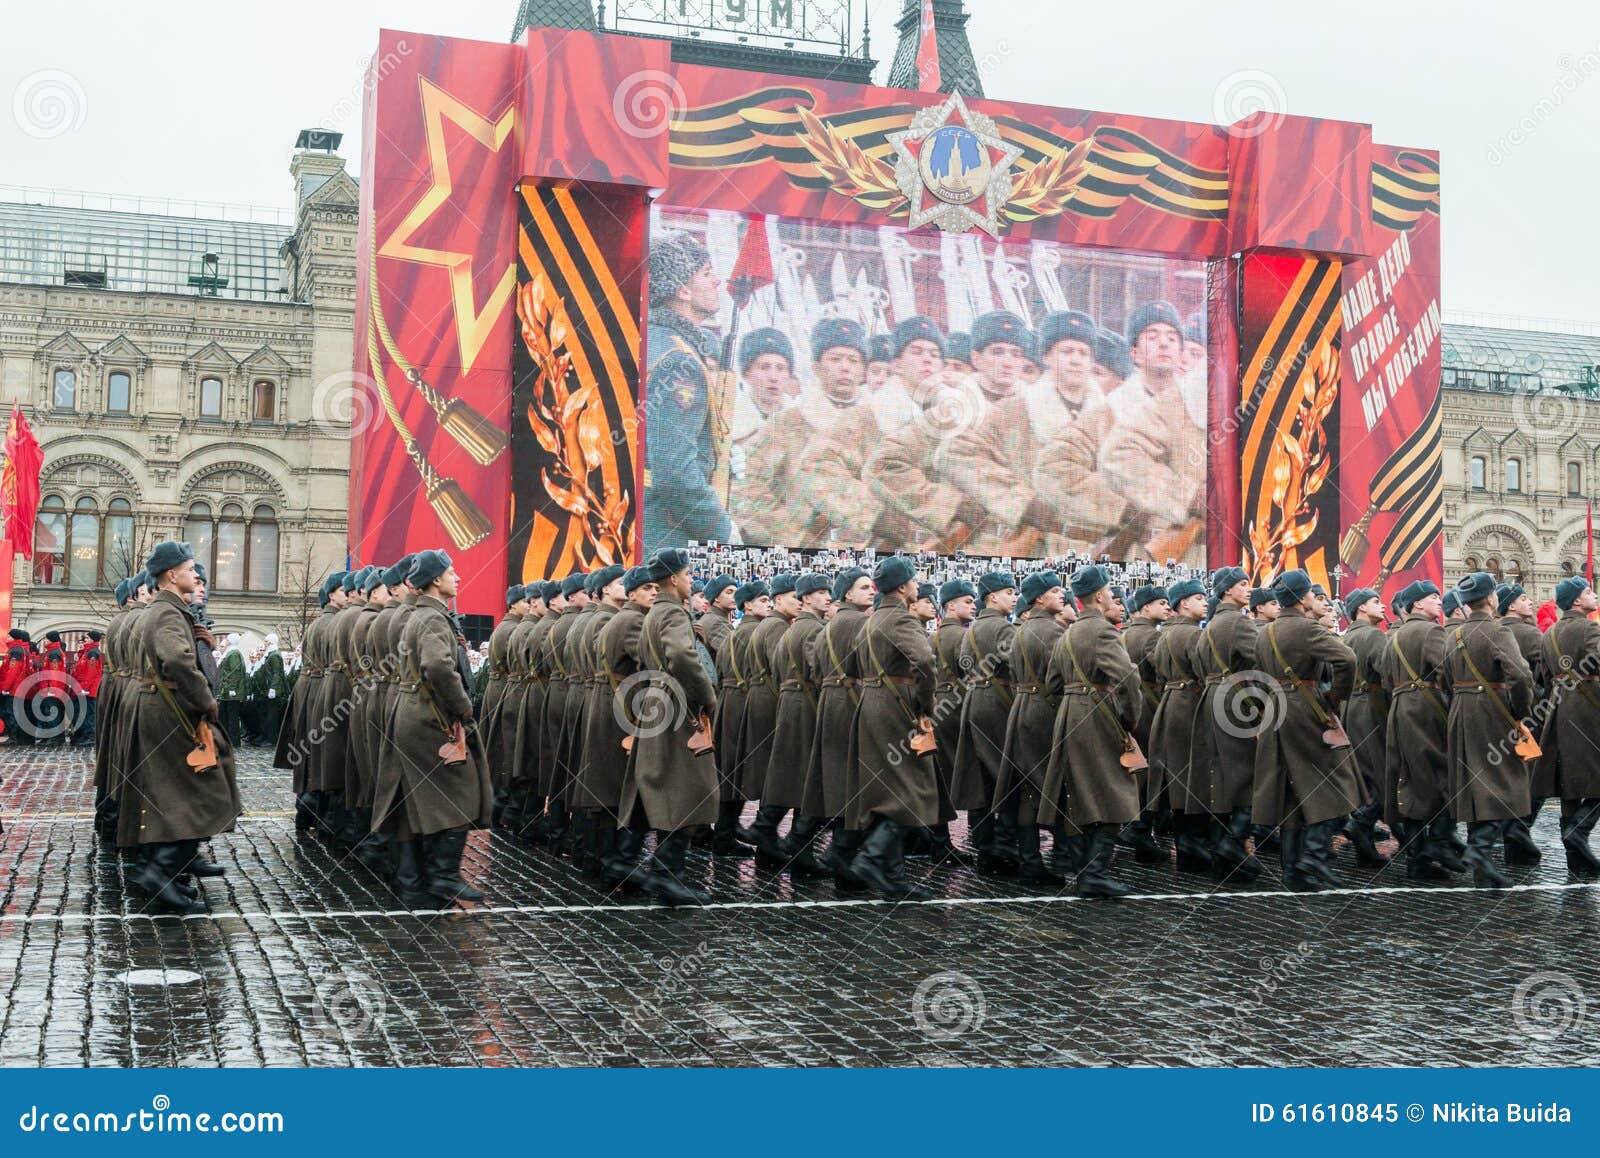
[1,746,1597,1067]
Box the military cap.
[361,567,387,594]
[133,571,151,592]
[1093,326,1133,378]
[507,585,527,609]
[1020,570,1062,607]
[1441,589,1462,617]
[735,580,770,608]
[939,578,977,608]
[87,630,103,642]
[1168,577,1206,605]
[1496,583,1525,617]
[1455,571,1497,606]
[1212,565,1248,598]
[1249,586,1277,609]
[593,564,626,593]
[977,570,1017,599]
[623,566,655,593]
[145,540,194,580]
[1310,583,1328,598]
[796,573,831,599]
[874,555,916,593]
[691,579,705,595]
[1343,587,1380,621]
[1130,584,1169,612]
[1038,310,1098,358]
[541,580,564,602]
[382,555,415,589]
[811,317,868,361]
[768,572,798,597]
[868,334,894,366]
[560,573,588,598]
[1410,580,1441,607]
[652,547,692,577]
[1275,569,1312,606]
[318,571,347,606]
[6,629,24,641]
[1556,576,1588,610]
[1063,590,1080,611]
[341,570,360,594]
[832,566,870,602]
[893,315,946,358]
[739,327,794,375]
[44,630,61,643]
[916,582,938,604]
[193,561,208,584]
[580,570,604,596]
[971,310,1029,353]
[1184,312,1205,344]
[1126,300,1183,346]
[409,550,452,590]
[1110,585,1129,604]
[114,577,133,607]
[647,231,711,308]
[704,574,737,602]
[946,331,972,364]
[1069,564,1110,599]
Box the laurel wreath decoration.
[1001,136,1094,224]
[1246,342,1339,582]
[793,107,909,215]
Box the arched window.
[1486,555,1503,581]
[1469,456,1485,490]
[183,501,214,575]
[107,371,131,413]
[1508,558,1523,582]
[248,504,279,591]
[214,503,246,590]
[33,496,67,585]
[1563,560,1577,576]
[103,497,134,580]
[199,376,223,418]
[1506,458,1522,492]
[1464,555,1481,571]
[53,368,76,410]
[1569,462,1583,496]
[69,497,99,588]
[252,380,276,421]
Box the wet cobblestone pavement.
[1,746,1597,1067]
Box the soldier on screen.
[728,326,792,478]
[642,231,733,554]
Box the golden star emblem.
[378,77,517,373]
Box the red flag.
[1588,500,1594,586]
[0,403,42,560]
[916,0,942,92]
[727,216,774,308]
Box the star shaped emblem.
[887,92,1023,237]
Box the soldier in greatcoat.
[501,580,555,835]
[741,573,798,862]
[994,570,1068,883]
[1496,581,1547,864]
[562,568,623,864]
[928,579,978,864]
[480,584,529,826]
[535,573,589,848]
[341,566,393,871]
[1534,575,1600,878]
[277,571,344,834]
[1189,566,1256,874]
[1441,572,1535,888]
[802,567,874,886]
[1121,585,1170,864]
[93,575,148,838]
[695,574,737,663]
[712,580,768,856]
[1341,587,1394,868]
[756,572,832,874]
[951,571,1023,876]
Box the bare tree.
[276,544,329,647]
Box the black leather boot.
[850,818,921,901]
[1503,816,1541,865]
[821,826,866,890]
[975,808,1021,876]
[903,826,933,857]
[1279,826,1319,891]
[1017,824,1068,885]
[781,814,830,877]
[137,842,204,914]
[1561,799,1600,878]
[1129,814,1168,865]
[1300,818,1344,889]
[354,829,391,876]
[1076,825,1130,899]
[1464,820,1510,889]
[751,804,789,868]
[644,829,710,906]
[1251,824,1280,856]
[391,838,432,907]
[886,821,933,902]
[1344,807,1391,868]
[604,826,650,890]
[926,821,977,866]
[711,799,755,857]
[294,792,317,833]
[1174,811,1215,873]
[181,841,227,878]
[580,814,615,879]
[1212,809,1263,882]
[1049,825,1085,876]
[1425,814,1467,874]
[1399,819,1450,881]
[425,826,485,904]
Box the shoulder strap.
[784,624,817,710]
[1203,618,1231,675]
[1265,621,1332,727]
[1388,622,1449,720]
[862,615,919,725]
[1065,625,1131,743]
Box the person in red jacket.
[0,634,30,744]
[37,632,72,744]
[71,631,103,745]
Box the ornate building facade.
[0,137,358,641]
[1442,320,1600,601]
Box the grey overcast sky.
[4,1,1598,323]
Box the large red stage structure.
[349,24,1440,617]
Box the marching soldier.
[1442,589,1466,622]
[1534,575,1600,878]
[503,580,555,835]
[121,541,240,914]
[1441,572,1535,888]
[481,584,530,825]
[618,548,721,906]
[995,570,1069,883]
[1497,582,1546,864]
[930,578,978,863]
[742,573,797,863]
[1121,585,1170,863]
[1249,586,1279,621]
[279,571,344,834]
[757,572,832,874]
[843,556,940,902]
[696,574,737,662]
[93,576,145,837]
[537,572,589,849]
[1038,564,1141,898]
[802,567,874,886]
[343,565,397,873]
[1252,570,1363,891]
[952,571,1022,876]
[712,580,768,856]
[1190,566,1256,875]
[1341,587,1393,867]
[567,565,627,875]
[1378,580,1465,880]
[326,568,373,849]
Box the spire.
[885,0,983,97]
[510,0,597,42]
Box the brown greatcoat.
[118,590,241,847]
[362,598,412,804]
[843,599,939,829]
[537,605,580,796]
[950,607,1016,810]
[713,613,760,801]
[478,611,523,788]
[1038,609,1142,828]
[276,603,334,787]
[373,593,492,838]
[313,603,361,795]
[1251,607,1362,827]
[738,611,791,799]
[732,393,875,546]
[551,602,599,797]
[801,605,869,818]
[567,601,622,812]
[930,620,968,821]
[862,405,974,548]
[1097,379,1207,566]
[762,608,825,809]
[1030,404,1127,550]
[96,604,142,802]
[343,601,385,806]
[1534,609,1600,800]
[506,611,554,791]
[995,612,1065,826]
[1377,612,1451,825]
[1442,611,1534,822]
[1148,617,1206,812]
[1192,603,1260,814]
[574,601,647,818]
[1122,618,1163,750]
[1343,620,1390,805]
[696,605,733,665]
[617,588,720,831]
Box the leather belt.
[1064,681,1110,694]
[860,675,915,687]
[1393,681,1438,695]
[820,677,856,689]
[1012,681,1044,694]
[1453,681,1507,692]
[1164,680,1196,691]
[972,677,1016,689]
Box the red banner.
[1,403,42,559]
